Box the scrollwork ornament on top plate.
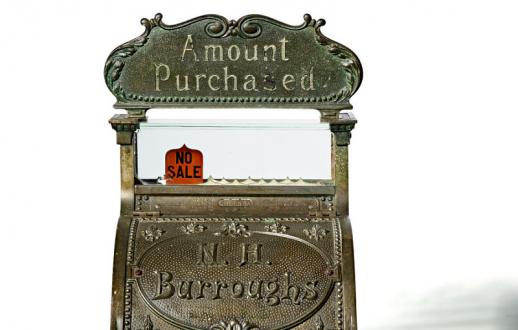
[196,13,316,39]
[104,13,163,99]
[204,18,262,39]
[313,21,363,103]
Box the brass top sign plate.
[104,13,362,110]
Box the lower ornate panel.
[119,217,348,330]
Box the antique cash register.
[105,13,362,330]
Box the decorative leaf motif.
[180,223,207,235]
[214,222,251,238]
[141,315,157,330]
[141,225,165,242]
[304,224,328,241]
[209,319,259,330]
[264,222,288,234]
[314,315,324,330]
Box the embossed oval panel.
[136,229,334,329]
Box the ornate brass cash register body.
[105,13,362,330]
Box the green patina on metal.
[105,13,362,110]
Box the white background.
[136,122,332,179]
[1,1,518,329]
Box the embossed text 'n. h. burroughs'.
[154,35,315,92]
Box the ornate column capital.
[109,114,140,145]
[329,113,357,146]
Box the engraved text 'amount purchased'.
[154,35,315,93]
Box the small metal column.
[109,113,141,330]
[326,111,357,330]
[110,114,140,215]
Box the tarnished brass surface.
[129,217,342,329]
[107,13,361,330]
